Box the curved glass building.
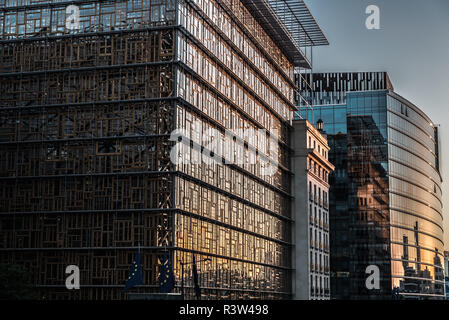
[386,92,444,298]
[297,72,444,299]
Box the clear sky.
[304,0,449,249]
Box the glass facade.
[174,0,296,299]
[387,92,444,299]
[345,91,391,299]
[299,73,444,299]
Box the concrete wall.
[291,120,310,299]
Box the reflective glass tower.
[298,72,444,299]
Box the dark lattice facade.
[0,0,307,299]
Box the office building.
[291,119,334,299]
[298,72,445,299]
[0,0,327,299]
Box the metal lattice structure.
[0,0,326,299]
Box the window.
[401,104,409,117]
[96,140,122,155]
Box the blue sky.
[304,0,449,248]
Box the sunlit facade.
[291,119,334,300]
[0,0,327,299]
[387,92,445,299]
[298,72,444,299]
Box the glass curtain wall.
[387,92,445,299]
[300,88,445,299]
[174,0,295,299]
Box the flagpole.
[181,261,184,299]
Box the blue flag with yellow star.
[123,250,143,292]
[159,251,175,293]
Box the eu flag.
[159,251,175,293]
[192,255,201,300]
[123,250,143,292]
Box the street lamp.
[180,257,212,299]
